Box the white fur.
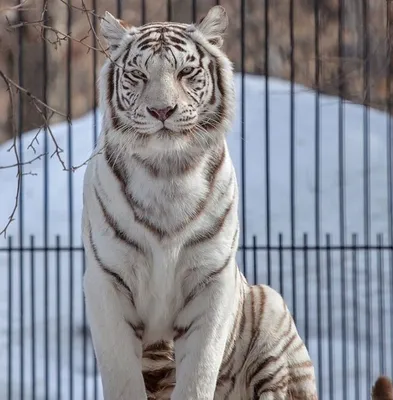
[83,6,239,400]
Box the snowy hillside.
[0,74,392,400]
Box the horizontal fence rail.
[0,0,393,399]
[2,238,393,400]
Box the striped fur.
[82,6,320,400]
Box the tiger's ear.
[197,6,228,48]
[100,11,129,52]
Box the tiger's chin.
[156,127,194,137]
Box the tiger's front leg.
[171,260,237,400]
[84,260,147,400]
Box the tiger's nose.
[146,105,177,122]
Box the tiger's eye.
[179,66,194,77]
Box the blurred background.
[0,0,392,399]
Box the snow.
[0,73,392,399]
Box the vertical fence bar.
[93,0,98,146]
[7,236,12,400]
[17,0,25,396]
[377,234,386,374]
[192,0,197,23]
[303,233,309,348]
[252,236,257,285]
[56,236,61,399]
[116,0,122,18]
[337,0,347,397]
[365,241,372,392]
[82,249,87,400]
[314,0,322,396]
[352,233,360,400]
[91,3,99,396]
[141,0,146,24]
[167,0,172,21]
[42,2,49,398]
[386,0,393,379]
[67,1,74,398]
[362,0,372,391]
[267,246,271,287]
[326,234,334,398]
[19,197,24,400]
[278,233,283,296]
[94,354,98,400]
[30,236,36,400]
[240,0,247,275]
[316,234,323,400]
[289,0,296,322]
[264,0,271,276]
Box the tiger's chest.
[135,244,186,343]
[127,164,210,236]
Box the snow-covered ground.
[0,74,392,400]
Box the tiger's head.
[99,6,235,153]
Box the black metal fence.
[0,0,392,399]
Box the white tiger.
[81,6,389,400]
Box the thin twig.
[0,71,20,237]
[0,0,110,235]
[0,0,28,14]
[0,153,46,169]
[0,70,68,120]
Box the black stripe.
[94,185,144,254]
[195,43,205,66]
[122,42,133,65]
[247,355,281,388]
[167,35,187,45]
[221,284,247,379]
[107,63,123,132]
[187,89,200,104]
[199,51,228,131]
[136,31,156,43]
[220,280,244,372]
[107,63,115,105]
[140,43,156,51]
[137,38,157,49]
[182,255,231,310]
[123,73,139,86]
[184,179,234,247]
[188,69,203,81]
[126,319,145,340]
[252,364,286,399]
[138,23,187,33]
[105,146,168,239]
[87,225,135,306]
[247,285,267,356]
[208,60,216,105]
[126,191,168,239]
[205,145,225,183]
[116,69,126,111]
[246,325,296,389]
[172,44,186,52]
[167,46,178,69]
[132,152,201,178]
[173,314,204,342]
[105,146,223,240]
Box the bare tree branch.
[0,0,29,14]
[0,0,110,235]
[0,71,21,237]
[0,70,68,120]
[0,153,46,170]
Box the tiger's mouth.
[156,127,191,138]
